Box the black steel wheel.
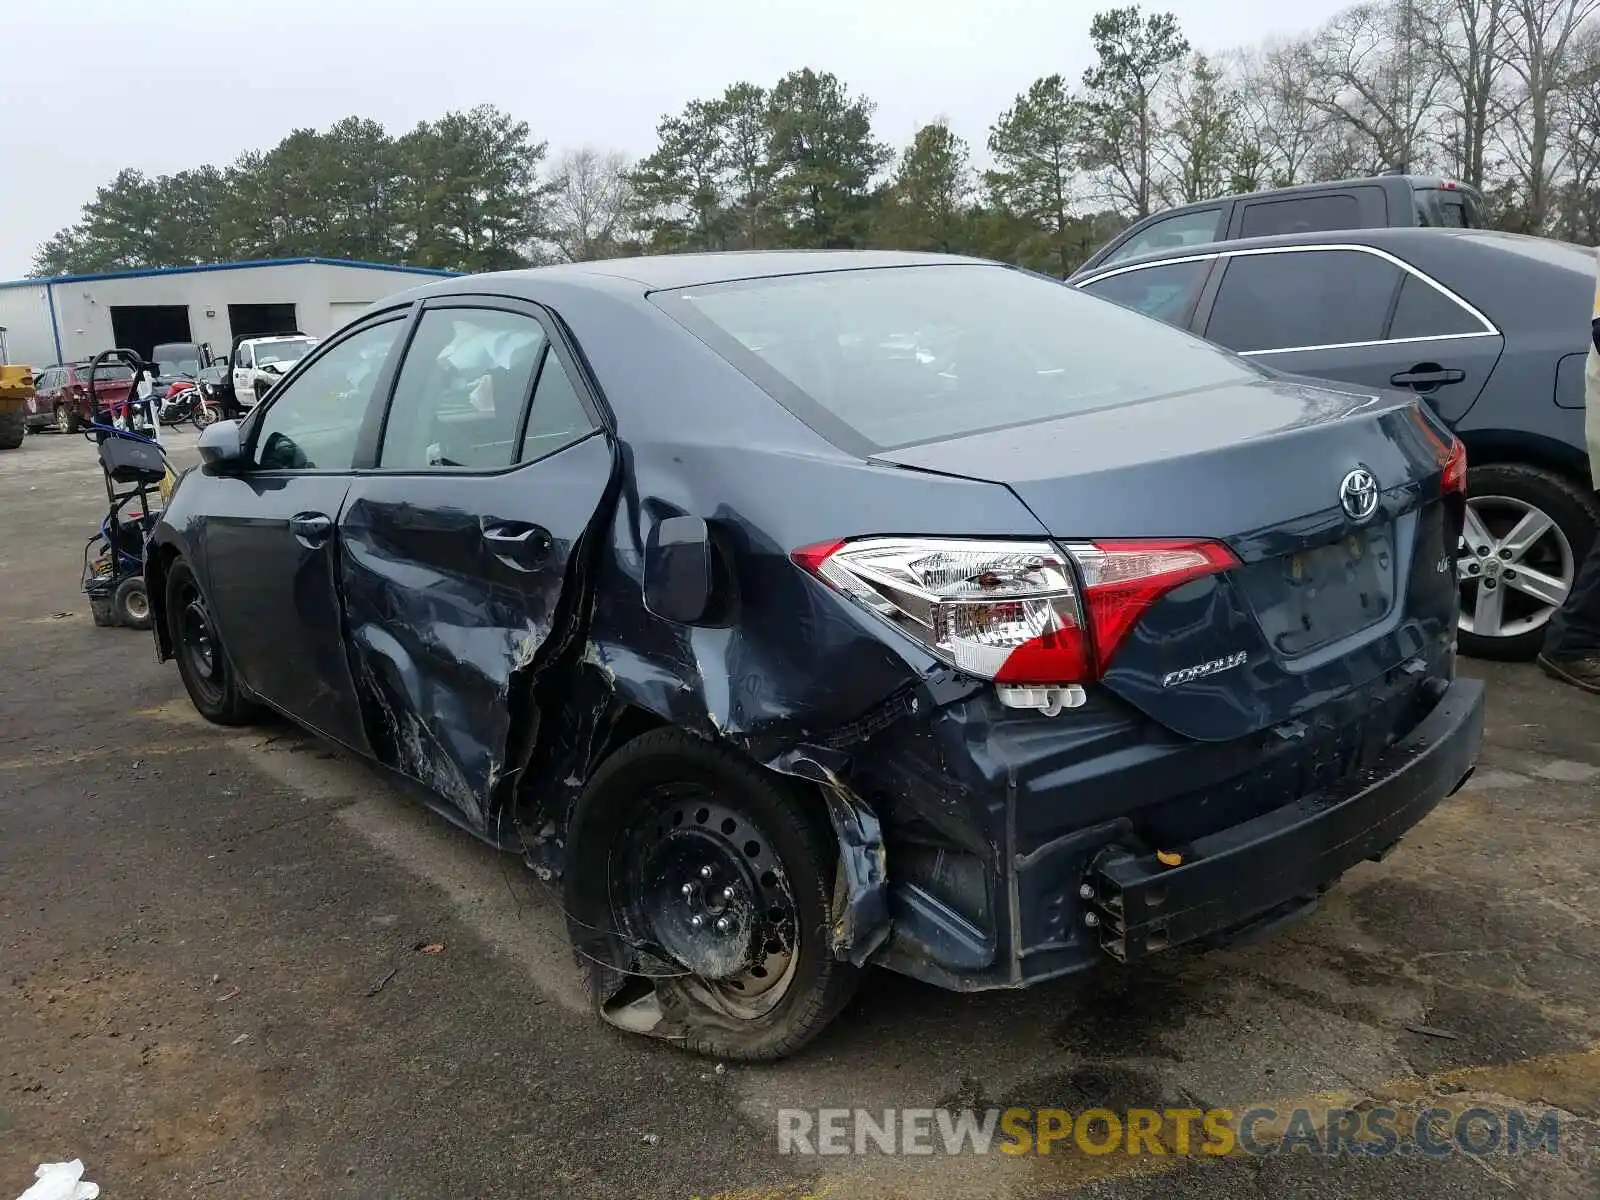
[580,728,859,1061]
[112,576,152,631]
[165,558,258,725]
[617,787,804,1020]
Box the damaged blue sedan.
[148,251,1485,1060]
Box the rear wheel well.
[581,706,838,864]
[1454,434,1589,487]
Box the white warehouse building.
[0,257,458,370]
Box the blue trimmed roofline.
[1,256,461,290]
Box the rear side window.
[519,350,594,462]
[1078,260,1211,327]
[379,308,547,470]
[656,264,1262,452]
[1101,209,1225,266]
[1205,249,1403,353]
[1238,193,1361,238]
[1387,274,1484,339]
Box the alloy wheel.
[1457,494,1574,641]
[55,405,70,434]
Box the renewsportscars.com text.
[776,1105,1561,1159]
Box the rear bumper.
[871,675,1484,989]
[1084,676,1483,962]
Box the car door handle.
[289,512,333,547]
[1391,364,1466,390]
[481,521,552,568]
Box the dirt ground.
[1,425,1597,1200]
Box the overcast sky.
[7,0,1356,279]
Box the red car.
[26,360,137,433]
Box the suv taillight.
[792,536,1238,686]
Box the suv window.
[1102,209,1225,266]
[1205,249,1404,353]
[1079,260,1212,327]
[378,308,547,470]
[1387,274,1484,339]
[1237,193,1361,238]
[253,320,403,470]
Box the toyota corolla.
[145,251,1484,1061]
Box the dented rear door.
[336,297,614,834]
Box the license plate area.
[1238,524,1398,657]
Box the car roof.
[1072,226,1552,278]
[419,249,982,297]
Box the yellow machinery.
[0,362,33,450]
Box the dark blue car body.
[145,251,1484,1057]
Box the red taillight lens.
[792,535,1238,687]
[1068,540,1241,668]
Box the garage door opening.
[109,306,192,362]
[227,303,300,339]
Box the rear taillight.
[792,536,1238,688]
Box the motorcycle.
[156,378,219,429]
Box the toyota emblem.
[1339,468,1379,523]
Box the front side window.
[1102,209,1225,266]
[378,308,547,470]
[657,263,1262,452]
[1204,250,1403,353]
[252,320,403,471]
[1079,260,1212,327]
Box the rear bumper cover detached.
[1086,676,1484,965]
[873,676,1485,989]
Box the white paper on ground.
[13,1160,100,1200]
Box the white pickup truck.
[229,333,319,410]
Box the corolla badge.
[1161,650,1248,688]
[1340,468,1380,523]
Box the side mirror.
[197,419,245,469]
[644,515,715,624]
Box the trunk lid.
[871,376,1461,742]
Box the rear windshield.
[1414,186,1484,228]
[655,264,1261,452]
[74,363,134,381]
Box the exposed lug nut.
[689,915,704,929]
[1078,883,1095,900]
[1467,563,1480,574]
[721,886,735,901]
[1477,545,1490,556]
[1498,548,1512,560]
[700,865,713,879]
[1503,569,1516,579]
[714,917,731,933]
[681,883,693,897]
[1484,579,1497,590]
[1084,912,1100,928]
